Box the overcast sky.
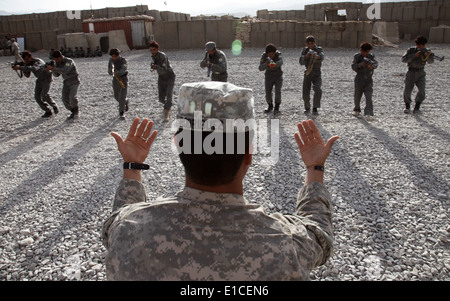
[0,0,411,16]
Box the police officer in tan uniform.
[103,82,339,280]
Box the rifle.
[206,53,211,77]
[305,49,317,76]
[8,61,24,78]
[363,57,377,66]
[419,48,445,62]
[112,64,125,89]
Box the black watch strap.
[123,162,150,170]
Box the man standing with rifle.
[259,43,284,116]
[299,36,324,116]
[200,41,228,82]
[149,41,176,122]
[13,50,59,118]
[402,35,436,114]
[108,48,129,120]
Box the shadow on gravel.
[0,118,46,144]
[0,117,120,216]
[0,121,70,167]
[413,115,450,144]
[314,121,397,279]
[360,119,449,204]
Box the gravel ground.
[0,42,449,281]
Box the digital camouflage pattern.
[102,178,333,280]
[176,82,255,131]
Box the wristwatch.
[123,162,150,170]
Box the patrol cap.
[205,41,216,51]
[176,82,255,133]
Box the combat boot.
[273,105,280,116]
[413,102,422,114]
[41,111,52,118]
[264,104,273,113]
[163,109,170,122]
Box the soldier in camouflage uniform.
[351,42,378,121]
[259,43,283,116]
[46,50,80,120]
[149,41,176,122]
[402,35,434,114]
[108,48,129,120]
[13,50,59,118]
[299,36,324,115]
[200,41,228,82]
[103,81,339,280]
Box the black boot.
[413,102,421,114]
[41,111,52,118]
[273,105,280,116]
[264,104,273,113]
[312,108,319,115]
[404,103,411,114]
[53,106,59,114]
[67,107,79,120]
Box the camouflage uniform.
[299,46,324,111]
[402,47,434,110]
[200,47,228,82]
[152,51,176,110]
[21,58,58,115]
[102,82,334,280]
[351,52,378,116]
[108,56,128,115]
[52,56,80,115]
[259,50,283,110]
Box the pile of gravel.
[0,43,448,281]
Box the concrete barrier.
[108,30,131,52]
[373,21,399,43]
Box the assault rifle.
[9,61,24,78]
[419,48,444,62]
[363,57,377,66]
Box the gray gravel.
[0,43,449,281]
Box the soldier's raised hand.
[111,117,158,164]
[294,120,338,170]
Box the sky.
[0,0,411,16]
